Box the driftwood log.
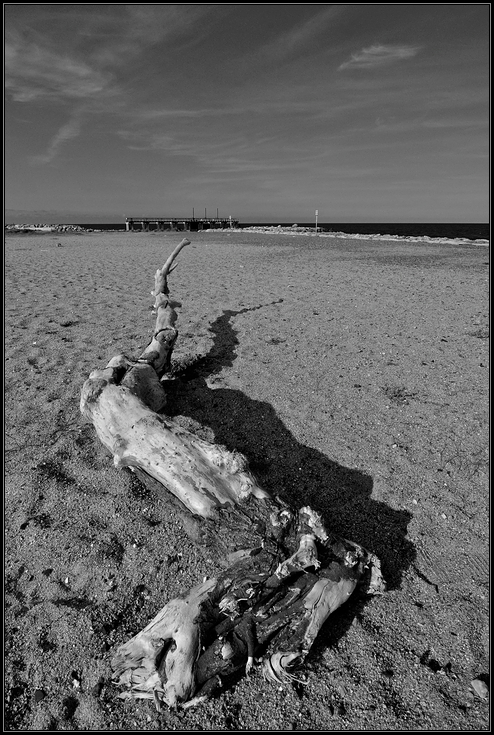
[80,239,386,710]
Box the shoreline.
[5,223,489,247]
[207,226,490,247]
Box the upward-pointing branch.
[153,237,191,300]
[113,238,191,410]
[138,237,191,376]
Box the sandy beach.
[5,229,489,730]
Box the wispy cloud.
[4,31,112,103]
[88,5,216,67]
[4,5,214,163]
[31,113,83,165]
[118,124,303,176]
[339,44,421,70]
[4,28,115,164]
[126,96,327,124]
[251,5,346,66]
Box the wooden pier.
[125,217,239,232]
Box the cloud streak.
[250,5,346,66]
[4,5,214,163]
[31,114,83,165]
[4,31,112,103]
[339,44,420,70]
[88,4,216,67]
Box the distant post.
[315,210,318,233]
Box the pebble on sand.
[471,679,489,699]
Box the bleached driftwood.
[80,238,385,710]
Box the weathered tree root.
[80,239,386,709]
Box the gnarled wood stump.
[80,239,385,710]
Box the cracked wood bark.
[80,238,386,710]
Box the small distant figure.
[57,242,62,247]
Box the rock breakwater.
[207,224,489,247]
[5,223,91,234]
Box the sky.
[4,4,490,224]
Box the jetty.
[125,216,239,232]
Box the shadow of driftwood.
[165,306,415,592]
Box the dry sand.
[5,230,489,731]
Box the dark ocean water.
[78,222,489,240]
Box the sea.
[76,222,489,241]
